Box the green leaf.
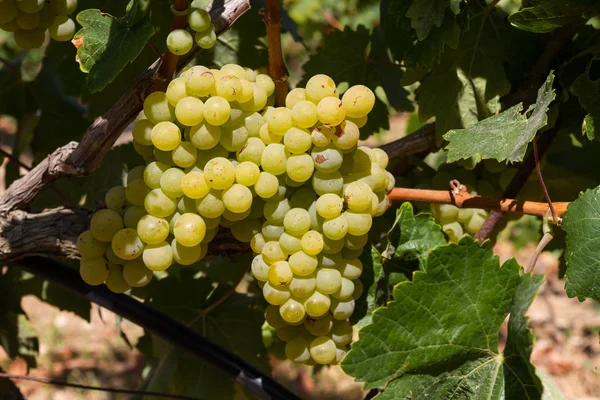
[572,66,600,140]
[342,237,541,398]
[351,245,387,328]
[583,114,597,140]
[74,7,155,92]
[444,72,556,163]
[407,0,462,41]
[417,13,511,143]
[562,185,600,300]
[509,0,600,33]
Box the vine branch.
[264,0,289,105]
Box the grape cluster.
[77,63,393,364]
[166,8,216,56]
[0,0,77,49]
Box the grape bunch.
[0,0,77,49]
[77,63,394,365]
[166,8,216,56]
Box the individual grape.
[166,78,188,106]
[126,179,151,206]
[286,154,314,183]
[143,92,176,124]
[258,123,283,144]
[322,236,345,254]
[332,277,355,300]
[142,241,173,271]
[353,279,364,300]
[264,198,291,224]
[90,209,124,242]
[309,336,336,364]
[215,75,242,102]
[132,119,154,146]
[330,320,353,346]
[289,274,316,298]
[17,0,44,13]
[277,233,301,255]
[331,120,360,150]
[304,291,330,318]
[123,206,146,229]
[52,0,78,15]
[285,336,311,364]
[235,161,260,186]
[315,268,342,294]
[218,64,245,80]
[347,115,367,128]
[77,230,108,258]
[302,230,323,255]
[259,143,288,176]
[251,254,269,281]
[144,188,177,217]
[111,228,144,260]
[222,184,253,213]
[352,147,373,173]
[343,181,373,212]
[137,215,169,244]
[181,171,210,199]
[195,189,225,218]
[465,211,486,235]
[284,127,312,154]
[312,170,343,195]
[159,168,184,198]
[175,97,204,127]
[255,74,275,97]
[204,157,235,190]
[220,125,248,152]
[443,221,463,241]
[266,107,293,135]
[289,251,318,276]
[307,201,324,232]
[172,141,197,168]
[311,126,333,147]
[290,188,316,210]
[306,74,338,103]
[341,85,375,118]
[188,8,211,32]
[203,96,231,126]
[276,325,303,341]
[231,219,262,243]
[195,27,216,49]
[13,28,45,49]
[240,83,268,112]
[262,222,285,241]
[261,241,287,264]
[236,137,265,165]
[371,147,389,168]
[316,193,343,219]
[105,246,125,265]
[173,213,206,247]
[342,247,363,259]
[317,96,346,126]
[291,100,319,128]
[0,1,18,24]
[344,233,368,251]
[167,29,193,55]
[263,282,290,305]
[189,122,221,150]
[268,260,293,287]
[105,265,131,293]
[251,231,267,253]
[311,144,343,173]
[338,258,362,280]
[285,88,307,109]
[79,257,109,286]
[344,211,372,236]
[255,172,279,199]
[171,238,203,265]
[243,113,263,138]
[16,11,40,31]
[123,259,153,287]
[280,298,306,324]
[330,298,355,320]
[105,186,128,215]
[184,66,215,97]
[154,148,175,166]
[133,141,154,157]
[305,314,333,336]
[371,163,389,192]
[318,253,343,269]
[128,167,147,183]
[283,208,311,236]
[143,161,168,189]
[151,121,181,151]
[322,214,348,240]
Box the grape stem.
[388,186,569,218]
[264,0,289,106]
[532,137,558,222]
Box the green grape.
[151,121,181,151]
[315,267,342,294]
[48,15,75,41]
[171,238,203,265]
[219,64,245,79]
[278,232,301,255]
[215,75,242,102]
[373,192,389,217]
[318,252,343,269]
[173,213,206,247]
[144,188,177,217]
[276,324,303,341]
[443,221,463,241]
[283,208,311,236]
[220,125,248,152]
[52,0,78,15]
[111,228,145,260]
[347,114,367,128]
[123,206,146,229]
[222,183,253,213]
[371,147,389,168]
[285,336,311,364]
[338,258,362,280]
[304,291,330,318]
[79,257,109,286]
[17,0,44,13]
[316,193,343,219]
[283,127,311,154]
[188,8,211,32]
[311,144,343,173]
[260,143,288,175]
[289,274,316,298]
[302,230,323,256]
[14,28,45,49]
[123,259,153,287]
[200,215,220,231]
[371,164,388,192]
[16,11,40,31]
[344,211,372,236]
[307,201,324,232]
[280,298,306,324]
[306,74,338,103]
[331,120,359,150]
[174,97,203,127]
[305,314,332,336]
[344,233,368,251]
[194,144,228,170]
[266,107,293,135]
[166,78,188,106]
[105,264,131,293]
[289,251,318,276]
[255,74,275,97]
[286,154,314,183]
[255,172,279,199]
[251,232,266,253]
[291,100,319,129]
[231,219,261,243]
[317,97,346,126]
[263,198,291,224]
[261,223,283,242]
[203,96,230,126]
[465,211,486,235]
[251,254,269,281]
[258,123,283,144]
[158,168,184,198]
[90,209,124,242]
[343,181,373,212]
[105,186,128,215]
[132,119,154,146]
[77,230,108,258]
[341,85,375,118]
[309,336,336,364]
[133,141,154,157]
[105,246,125,265]
[311,125,333,147]
[143,162,168,190]
[181,171,210,199]
[341,247,363,259]
[322,236,344,254]
[0,0,18,24]
[435,204,460,224]
[221,102,245,129]
[195,27,216,49]
[171,141,197,168]
[142,241,173,271]
[261,241,287,264]
[240,83,268,112]
[0,20,20,32]
[243,67,256,81]
[137,215,169,244]
[286,88,307,109]
[312,170,343,196]
[332,277,355,300]
[166,29,193,55]
[235,161,260,186]
[330,298,355,320]
[144,91,176,124]
[195,189,224,218]
[154,148,175,166]
[263,281,290,305]
[330,320,353,346]
[204,157,235,190]
[184,66,215,97]
[290,188,316,210]
[352,279,364,300]
[322,214,348,240]
[268,260,293,287]
[189,122,220,150]
[352,147,373,173]
[265,304,287,329]
[243,113,264,137]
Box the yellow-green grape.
[235,161,260,186]
[311,126,333,147]
[214,75,241,102]
[315,267,342,294]
[173,213,206,247]
[171,141,197,168]
[262,222,284,241]
[251,231,267,253]
[313,171,343,196]
[90,209,124,242]
[323,236,344,255]
[352,146,373,173]
[285,87,306,109]
[345,233,368,251]
[317,97,346,126]
[157,168,183,198]
[265,304,287,329]
[174,97,204,127]
[306,74,338,103]
[222,183,253,213]
[143,91,176,124]
[231,218,261,243]
[347,115,367,128]
[144,188,177,217]
[276,324,303,342]
[266,107,293,135]
[220,125,248,152]
[240,83,268,112]
[203,96,230,126]
[283,127,311,155]
[255,171,279,199]
[283,208,311,236]
[258,123,283,144]
[290,101,317,129]
[342,247,363,259]
[338,258,363,280]
[277,233,300,256]
[304,291,330,318]
[151,121,181,151]
[132,119,154,146]
[308,201,324,232]
[16,11,40,30]
[203,157,235,190]
[184,66,215,97]
[290,187,317,209]
[126,179,151,207]
[331,120,360,150]
[251,254,269,281]
[52,0,78,15]
[344,211,372,236]
[289,251,318,276]
[280,298,306,324]
[341,85,375,118]
[316,193,343,219]
[137,214,169,244]
[268,260,293,287]
[142,161,168,189]
[286,154,314,183]
[332,277,355,300]
[371,147,389,168]
[48,15,75,41]
[289,274,316,298]
[322,214,348,240]
[195,189,224,218]
[263,198,290,224]
[154,148,174,166]
[301,230,323,256]
[111,228,144,260]
[194,27,216,49]
[142,241,173,271]
[343,181,373,212]
[17,0,44,13]
[0,1,18,24]
[255,74,275,97]
[77,230,108,258]
[237,79,255,103]
[261,241,286,265]
[134,143,153,159]
[465,210,487,235]
[171,238,203,265]
[285,336,311,364]
[166,29,193,55]
[13,28,45,49]
[352,279,363,300]
[262,281,290,305]
[103,186,127,216]
[181,171,210,199]
[243,113,264,138]
[105,264,131,293]
[309,336,336,364]
[443,221,463,242]
[79,257,109,286]
[166,78,187,106]
[371,164,388,193]
[311,144,343,173]
[123,206,146,229]
[105,246,125,265]
[0,19,20,32]
[305,314,332,336]
[188,8,211,32]
[122,259,153,287]
[330,298,355,320]
[330,320,353,346]
[189,122,220,150]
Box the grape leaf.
[509,0,600,33]
[444,72,555,163]
[342,238,543,399]
[417,13,511,143]
[73,5,155,93]
[583,114,597,140]
[571,67,600,141]
[407,0,462,41]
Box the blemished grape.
[137,215,169,244]
[341,85,375,118]
[263,281,291,305]
[306,74,338,103]
[111,228,145,260]
[80,257,110,286]
[311,144,343,173]
[48,16,76,42]
[167,29,193,55]
[77,230,108,258]
[268,260,293,287]
[331,120,360,150]
[204,157,235,189]
[344,181,373,212]
[123,259,153,287]
[184,66,215,97]
[317,97,346,126]
[142,241,173,271]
